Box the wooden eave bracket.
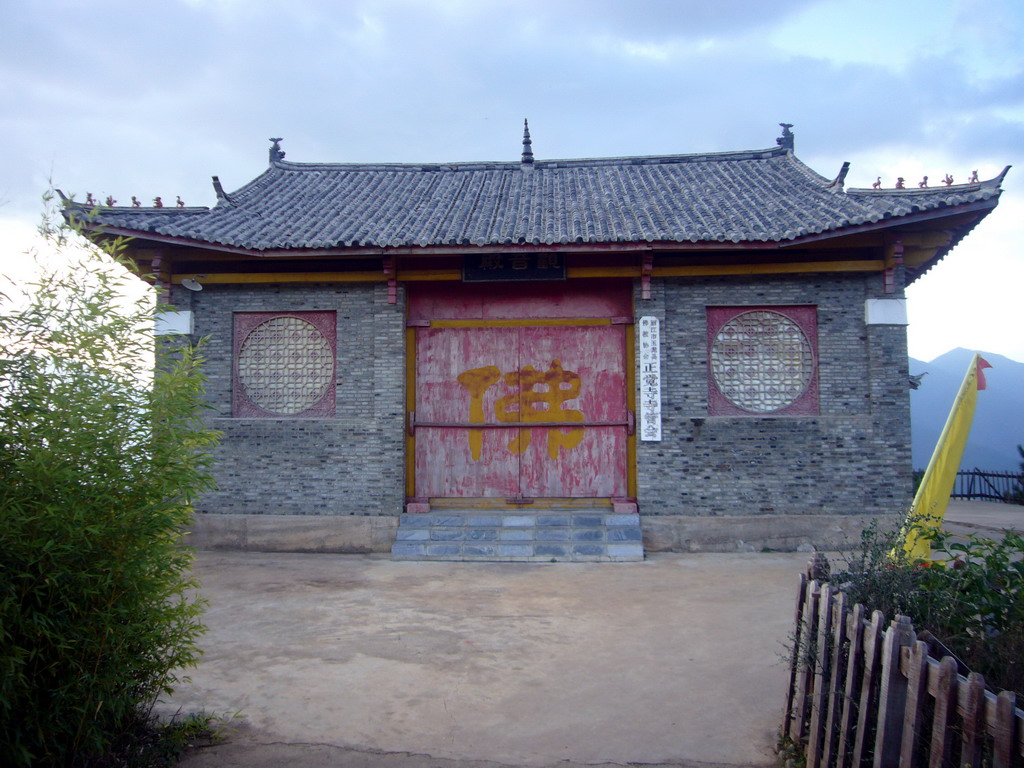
[150,253,171,294]
[884,240,904,295]
[384,255,397,304]
[641,253,654,300]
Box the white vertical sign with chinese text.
[638,316,662,442]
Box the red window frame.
[706,305,818,416]
[232,311,337,418]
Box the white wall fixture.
[865,298,908,326]
[155,310,194,336]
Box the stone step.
[391,512,643,562]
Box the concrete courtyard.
[166,501,1021,768]
[166,551,809,768]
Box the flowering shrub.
[834,521,1024,695]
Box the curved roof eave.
[61,154,1006,255]
[84,193,999,260]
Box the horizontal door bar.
[408,412,635,435]
[413,420,628,428]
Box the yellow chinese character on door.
[458,360,584,461]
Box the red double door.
[410,282,631,502]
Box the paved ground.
[165,551,810,768]
[943,499,1023,537]
[167,501,1021,768]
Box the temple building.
[66,123,1007,559]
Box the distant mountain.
[909,348,1024,472]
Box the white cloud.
[907,195,1024,363]
[0,0,1021,360]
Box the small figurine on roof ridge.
[86,192,96,206]
[776,123,794,151]
[969,170,978,183]
[872,177,881,190]
[153,196,163,208]
[105,195,117,207]
[918,176,928,188]
[943,174,954,186]
[895,177,905,189]
[132,196,141,207]
[269,137,286,163]
[176,196,185,208]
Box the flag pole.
[902,352,991,559]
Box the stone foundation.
[185,513,399,554]
[641,513,893,553]
[183,512,894,554]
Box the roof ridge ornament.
[827,161,851,191]
[269,137,286,164]
[776,123,794,151]
[521,119,534,166]
[212,175,234,205]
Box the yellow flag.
[903,353,991,559]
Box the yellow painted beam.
[171,271,383,284]
[653,260,884,277]
[567,266,640,278]
[625,320,637,499]
[171,258,885,285]
[405,327,417,499]
[398,270,463,282]
[429,318,613,328]
[902,248,938,268]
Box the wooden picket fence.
[783,569,1024,768]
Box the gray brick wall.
[169,269,911,520]
[634,272,912,517]
[171,281,406,516]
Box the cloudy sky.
[2,0,1022,362]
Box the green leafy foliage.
[1008,443,1024,504]
[0,199,219,765]
[834,519,1024,696]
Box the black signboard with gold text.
[463,253,566,282]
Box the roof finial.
[521,119,534,165]
[269,137,286,164]
[828,161,850,191]
[776,123,794,151]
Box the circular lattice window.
[237,316,334,416]
[710,310,814,413]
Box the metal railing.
[951,468,1024,504]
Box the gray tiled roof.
[70,145,1005,252]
